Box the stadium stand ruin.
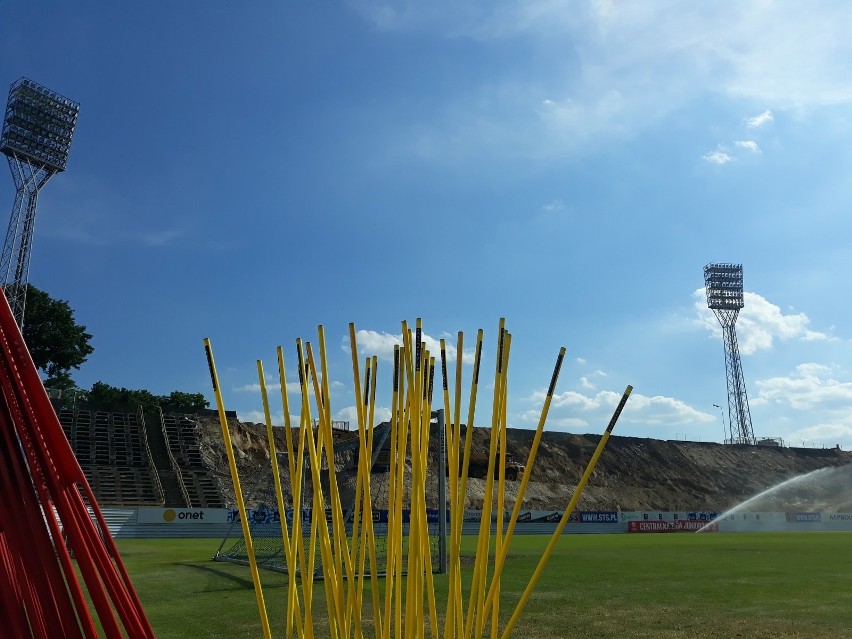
[52,401,225,508]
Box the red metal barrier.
[0,289,155,638]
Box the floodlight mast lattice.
[704,263,756,445]
[0,77,79,327]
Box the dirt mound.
[192,416,852,512]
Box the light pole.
[704,263,755,445]
[1,78,80,327]
[712,403,727,442]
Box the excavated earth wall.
[193,416,852,513]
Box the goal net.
[214,417,447,579]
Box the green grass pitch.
[116,532,852,638]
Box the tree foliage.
[23,284,94,378]
[85,382,209,413]
[43,371,78,393]
[164,390,210,412]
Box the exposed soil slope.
[192,416,852,513]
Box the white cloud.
[752,363,852,448]
[550,389,615,410]
[785,423,852,447]
[518,408,588,430]
[234,381,314,395]
[237,409,293,425]
[694,289,832,355]
[756,363,852,411]
[746,110,774,128]
[234,375,346,399]
[734,140,761,153]
[236,409,327,428]
[357,4,852,106]
[343,329,475,364]
[349,3,852,161]
[534,90,626,144]
[526,387,713,431]
[624,394,716,426]
[334,405,393,425]
[577,370,607,390]
[702,149,733,165]
[236,410,267,424]
[542,199,565,212]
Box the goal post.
[214,412,448,579]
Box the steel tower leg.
[0,154,54,328]
[720,321,755,445]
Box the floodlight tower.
[0,77,79,327]
[704,263,756,445]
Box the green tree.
[23,285,94,378]
[43,371,79,393]
[164,390,209,412]
[87,381,159,412]
[85,382,209,413]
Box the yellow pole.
[405,322,424,639]
[499,386,633,639]
[422,357,439,639]
[209,320,635,639]
[293,385,314,638]
[291,365,313,638]
[439,337,462,639]
[256,359,304,639]
[393,337,412,639]
[305,343,347,638]
[319,326,352,600]
[455,331,483,639]
[350,355,371,636]
[364,356,383,637]
[346,324,368,638]
[276,347,304,638]
[438,339,453,639]
[481,347,566,624]
[394,344,407,639]
[449,331,466,639]
[490,332,510,639]
[296,339,337,639]
[469,325,508,639]
[313,333,354,606]
[415,351,433,639]
[382,345,401,639]
[202,339,272,639]
[277,347,298,486]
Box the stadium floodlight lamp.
[1,77,80,172]
[703,263,744,311]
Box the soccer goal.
[214,412,448,579]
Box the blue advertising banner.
[569,511,618,523]
[785,512,821,522]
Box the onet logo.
[162,509,206,522]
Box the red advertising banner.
[628,520,717,533]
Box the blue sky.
[3,2,852,448]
